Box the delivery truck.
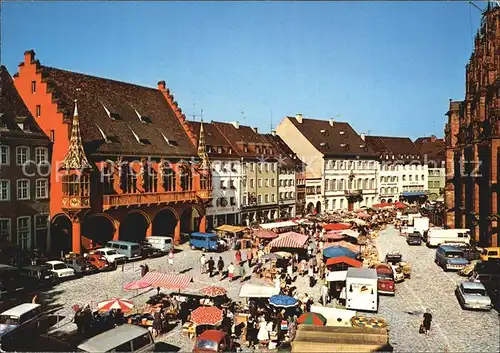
[413,217,430,237]
[345,267,378,312]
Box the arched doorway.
[180,206,202,234]
[306,203,315,214]
[315,201,322,213]
[82,214,116,248]
[152,208,178,236]
[50,214,72,255]
[120,211,149,242]
[388,198,393,203]
[381,199,386,203]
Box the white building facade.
[208,159,241,228]
[278,166,296,218]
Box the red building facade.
[13,51,212,254]
[444,6,500,247]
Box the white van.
[345,267,378,312]
[413,217,430,236]
[146,236,173,253]
[77,324,155,352]
[427,228,471,247]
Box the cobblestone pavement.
[375,226,500,353]
[43,244,324,352]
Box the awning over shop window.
[268,232,309,249]
[401,191,426,197]
[142,271,192,290]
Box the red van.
[374,263,395,295]
[193,330,234,353]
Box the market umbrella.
[201,286,227,297]
[274,251,293,258]
[123,281,150,290]
[97,298,134,313]
[325,231,346,240]
[297,312,327,326]
[269,295,298,308]
[324,241,360,253]
[191,306,223,326]
[323,223,350,231]
[323,246,358,259]
[254,229,278,239]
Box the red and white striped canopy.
[268,231,308,249]
[142,271,192,290]
[97,298,134,312]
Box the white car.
[93,248,127,265]
[45,261,75,279]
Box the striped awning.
[141,271,192,290]
[269,232,308,249]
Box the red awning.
[325,231,346,240]
[394,201,407,209]
[323,223,350,231]
[141,271,192,290]
[372,202,393,209]
[326,256,362,268]
[268,232,308,249]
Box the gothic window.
[127,173,137,193]
[163,166,176,192]
[102,164,114,194]
[179,165,193,191]
[147,168,158,193]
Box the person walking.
[217,256,225,280]
[422,309,432,336]
[200,254,207,274]
[240,263,247,282]
[246,247,253,267]
[235,249,242,265]
[228,262,235,281]
[168,248,174,265]
[207,257,215,277]
[320,282,329,306]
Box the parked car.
[77,324,155,352]
[480,247,500,262]
[372,263,395,295]
[189,232,224,252]
[45,261,75,280]
[406,232,422,246]
[435,245,468,271]
[0,265,39,301]
[105,241,142,260]
[19,265,55,287]
[139,241,164,259]
[145,236,173,254]
[92,248,127,265]
[193,330,235,353]
[86,254,115,271]
[63,257,98,276]
[455,281,492,311]
[0,303,44,349]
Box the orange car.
[86,253,115,271]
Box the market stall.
[323,223,351,231]
[238,282,280,299]
[260,220,298,230]
[268,232,308,250]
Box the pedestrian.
[207,257,215,277]
[217,256,225,280]
[31,293,39,304]
[168,248,174,265]
[144,263,149,276]
[228,262,235,281]
[235,249,241,265]
[320,282,329,306]
[308,266,315,288]
[156,286,161,296]
[246,247,253,267]
[422,309,432,336]
[140,264,146,277]
[153,311,162,337]
[200,254,207,274]
[240,263,247,282]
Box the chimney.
[232,121,240,129]
[360,133,366,141]
[329,118,334,127]
[24,50,35,64]
[295,113,303,124]
[252,127,258,133]
[431,134,436,142]
[272,130,276,136]
[157,80,166,90]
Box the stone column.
[174,219,181,245]
[72,218,81,254]
[491,142,499,247]
[113,220,120,241]
[199,215,206,233]
[146,222,153,237]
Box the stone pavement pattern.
[375,226,500,353]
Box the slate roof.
[211,121,276,160]
[263,133,303,169]
[188,121,236,158]
[37,65,196,158]
[414,136,445,165]
[364,135,420,162]
[0,66,48,141]
[286,116,377,158]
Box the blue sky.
[2,1,483,139]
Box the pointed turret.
[59,100,93,171]
[197,120,210,170]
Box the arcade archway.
[50,214,72,255]
[82,214,116,248]
[120,211,150,242]
[152,208,178,236]
[315,201,322,213]
[306,203,315,214]
[180,206,202,234]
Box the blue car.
[435,245,469,271]
[189,232,224,252]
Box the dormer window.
[159,130,175,147]
[269,148,273,154]
[320,129,326,134]
[340,143,346,148]
[134,108,150,124]
[359,144,366,148]
[320,142,327,147]
[101,101,121,120]
[128,125,150,145]
[217,146,222,153]
[207,145,212,153]
[96,124,118,143]
[228,147,233,154]
[244,145,249,153]
[339,131,345,135]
